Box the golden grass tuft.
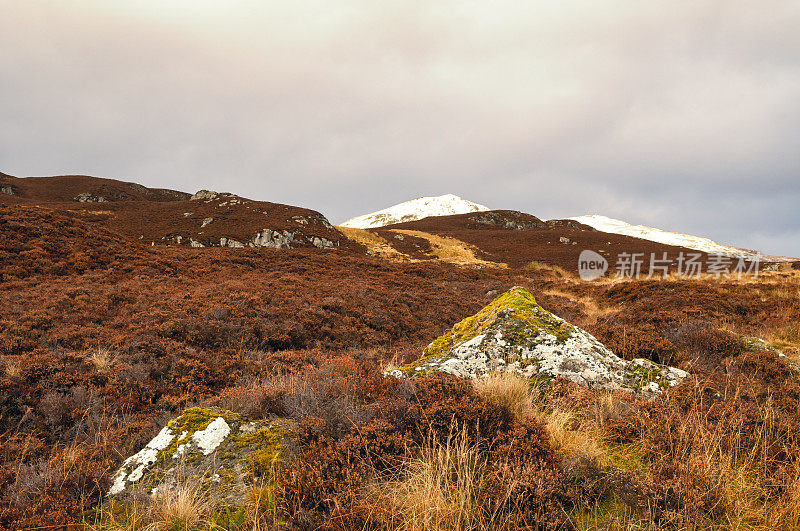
[477,373,608,469]
[474,373,532,421]
[768,322,800,352]
[143,482,211,531]
[540,289,619,325]
[382,428,500,531]
[524,261,575,280]
[88,348,115,373]
[2,357,22,379]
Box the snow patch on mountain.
[340,194,489,229]
[567,215,795,262]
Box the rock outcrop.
[395,287,688,397]
[250,229,339,249]
[469,211,547,230]
[108,407,290,505]
[74,192,108,203]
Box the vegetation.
[2,203,800,529]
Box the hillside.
[3,176,800,529]
[0,173,356,251]
[345,210,724,273]
[2,201,800,528]
[0,172,190,203]
[568,214,797,262]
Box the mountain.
[339,194,489,229]
[566,215,796,262]
[369,210,710,270]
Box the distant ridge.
[567,215,797,262]
[340,194,489,229]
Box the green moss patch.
[234,425,289,476]
[400,286,573,375]
[628,365,669,391]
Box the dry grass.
[542,407,607,470]
[390,229,503,268]
[524,261,575,280]
[475,373,608,469]
[382,428,504,531]
[767,322,800,352]
[88,479,282,531]
[143,482,211,531]
[474,373,532,421]
[541,289,619,325]
[87,480,212,531]
[2,356,21,379]
[88,348,115,373]
[335,226,411,260]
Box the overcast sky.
[1,1,798,256]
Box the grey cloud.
[0,0,798,256]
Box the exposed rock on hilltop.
[109,408,290,505]
[469,210,547,230]
[468,210,597,232]
[179,189,342,249]
[396,286,688,397]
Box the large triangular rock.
[395,287,688,397]
[108,407,290,505]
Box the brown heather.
[1,201,800,529]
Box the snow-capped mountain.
[340,194,489,229]
[567,215,796,261]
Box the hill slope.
[0,173,355,251]
[366,210,715,272]
[568,214,796,262]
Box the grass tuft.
[89,349,115,373]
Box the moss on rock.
[394,286,689,397]
[108,407,292,507]
[401,286,571,375]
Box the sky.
[1,0,798,256]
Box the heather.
[1,205,800,529]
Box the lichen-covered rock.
[395,286,689,397]
[108,407,290,505]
